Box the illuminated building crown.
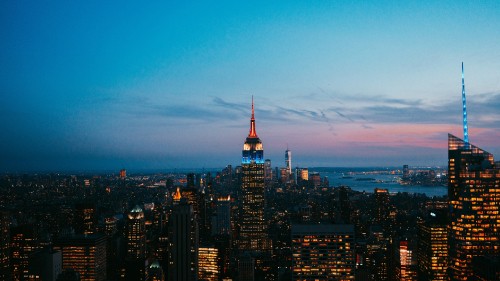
[242,97,264,164]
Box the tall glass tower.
[239,98,269,251]
[448,134,500,280]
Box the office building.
[168,199,199,281]
[291,224,355,281]
[448,134,500,280]
[198,246,219,281]
[54,234,107,281]
[417,210,447,281]
[10,225,39,281]
[126,205,147,281]
[74,202,97,235]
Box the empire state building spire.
[248,96,258,138]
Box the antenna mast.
[462,62,469,145]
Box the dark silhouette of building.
[28,248,62,281]
[471,256,500,281]
[125,205,147,281]
[168,199,198,281]
[10,224,39,281]
[74,202,97,235]
[0,211,10,281]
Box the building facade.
[448,134,500,280]
[239,99,270,252]
[291,224,355,281]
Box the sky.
[1,1,500,172]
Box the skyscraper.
[285,147,292,177]
[239,98,270,251]
[168,199,199,281]
[126,205,147,281]
[447,134,500,280]
[417,210,447,281]
[447,63,500,280]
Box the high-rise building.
[417,210,447,281]
[447,63,500,280]
[212,195,231,236]
[396,240,416,281]
[264,159,273,184]
[239,98,270,252]
[402,165,410,181]
[374,188,390,227]
[285,147,292,177]
[447,134,500,280]
[54,234,107,281]
[10,225,39,281]
[120,169,127,178]
[168,199,199,281]
[291,224,355,281]
[127,206,146,260]
[0,211,10,281]
[126,205,147,281]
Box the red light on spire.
[248,96,258,138]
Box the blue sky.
[1,1,499,171]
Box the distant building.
[291,224,355,280]
[120,169,126,178]
[285,148,292,177]
[310,172,321,188]
[402,165,409,181]
[374,188,389,226]
[264,159,273,183]
[53,234,107,281]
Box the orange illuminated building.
[54,234,107,281]
[291,224,355,281]
[448,134,500,280]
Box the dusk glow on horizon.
[1,1,500,172]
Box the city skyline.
[1,1,500,172]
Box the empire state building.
[239,98,271,252]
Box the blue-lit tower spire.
[461,62,469,145]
